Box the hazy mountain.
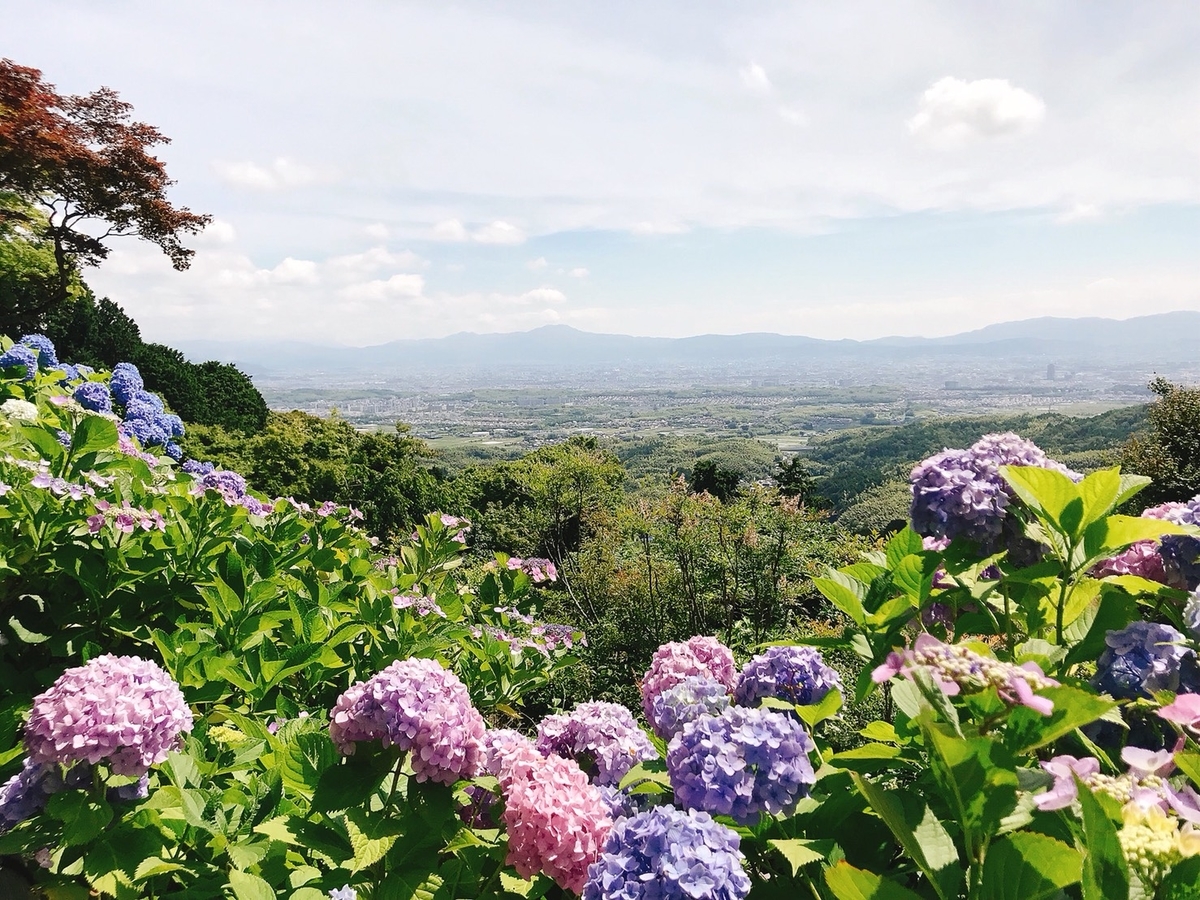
[175,312,1200,376]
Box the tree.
[0,59,209,328]
[689,458,741,501]
[775,454,816,501]
[1122,378,1200,505]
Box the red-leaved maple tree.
[0,58,210,319]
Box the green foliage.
[688,457,741,501]
[1122,378,1200,506]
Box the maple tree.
[0,58,210,323]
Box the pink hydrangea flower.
[328,658,485,784]
[640,637,736,725]
[500,742,613,893]
[1158,694,1200,733]
[24,655,193,776]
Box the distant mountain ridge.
[175,311,1200,375]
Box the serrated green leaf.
[979,832,1082,900]
[345,809,398,871]
[1075,781,1129,900]
[769,838,827,874]
[228,869,277,900]
[813,572,867,625]
[71,415,119,456]
[1005,686,1116,754]
[824,862,925,900]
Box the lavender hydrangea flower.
[0,344,38,380]
[328,658,486,784]
[109,363,144,406]
[193,469,248,502]
[667,706,816,825]
[735,646,842,709]
[583,805,751,900]
[641,637,737,727]
[0,760,59,832]
[595,784,647,822]
[73,381,113,413]
[182,459,216,476]
[329,887,357,900]
[650,676,731,741]
[910,432,1079,546]
[16,334,57,368]
[1093,621,1198,700]
[24,655,193,776]
[536,701,658,786]
[1160,535,1200,592]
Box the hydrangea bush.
[6,343,1200,898]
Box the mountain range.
[175,311,1200,376]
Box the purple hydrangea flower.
[1160,534,1200,592]
[536,701,658,786]
[583,805,751,900]
[1093,621,1197,700]
[735,646,842,709]
[595,784,647,822]
[55,429,72,448]
[194,469,248,502]
[109,363,144,406]
[329,887,357,900]
[0,760,60,832]
[182,459,216,476]
[24,655,193,777]
[0,344,38,380]
[73,381,113,413]
[328,658,486,784]
[910,432,1079,546]
[666,706,816,825]
[17,334,57,368]
[649,676,731,741]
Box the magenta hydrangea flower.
[536,701,658,786]
[641,636,737,726]
[328,658,485,784]
[666,706,816,825]
[734,646,842,709]
[24,655,193,777]
[501,745,613,893]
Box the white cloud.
[432,219,470,241]
[212,157,325,190]
[527,256,548,270]
[268,258,319,284]
[327,247,426,276]
[568,267,588,277]
[199,219,237,244]
[521,287,566,305]
[473,220,526,245]
[363,222,390,240]
[338,273,426,302]
[907,77,1046,148]
[631,221,689,236]
[739,62,772,94]
[778,106,807,126]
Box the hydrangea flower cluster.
[87,499,166,535]
[30,471,95,500]
[910,432,1078,545]
[1093,621,1200,700]
[24,655,193,776]
[499,739,613,893]
[18,334,58,368]
[1094,541,1170,583]
[1094,498,1200,590]
[480,728,537,781]
[649,675,731,741]
[873,634,1058,714]
[328,658,486,784]
[734,646,841,709]
[536,701,658,786]
[595,785,647,823]
[666,706,816,825]
[583,806,751,900]
[0,759,60,832]
[0,343,40,380]
[1159,534,1200,592]
[72,381,113,414]
[1,398,38,422]
[1032,747,1192,813]
[392,591,446,618]
[507,556,558,583]
[641,636,737,726]
[188,467,273,515]
[1119,802,1200,891]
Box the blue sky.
[4,1,1199,344]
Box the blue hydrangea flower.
[128,390,164,413]
[666,706,816,825]
[583,806,751,900]
[649,676,731,741]
[1093,621,1196,700]
[160,413,184,438]
[735,646,842,708]
[57,364,80,383]
[73,382,113,413]
[121,417,168,448]
[0,344,38,380]
[163,441,183,461]
[17,334,57,368]
[595,785,648,822]
[109,363,144,406]
[0,760,60,832]
[55,430,72,448]
[182,460,216,476]
[76,364,94,376]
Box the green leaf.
[344,808,398,872]
[71,415,119,456]
[1074,781,1129,900]
[19,425,66,461]
[1077,467,1123,527]
[769,838,828,874]
[1172,751,1200,789]
[921,720,1018,855]
[82,839,137,899]
[795,689,843,727]
[47,790,113,846]
[311,751,395,813]
[824,862,925,900]
[848,774,963,900]
[1000,466,1081,534]
[892,555,935,603]
[228,869,277,900]
[279,731,338,796]
[1005,686,1116,754]
[1157,856,1200,900]
[829,743,910,773]
[813,572,867,625]
[886,527,925,570]
[979,832,1082,900]
[1083,515,1193,564]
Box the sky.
[4,1,1199,345]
